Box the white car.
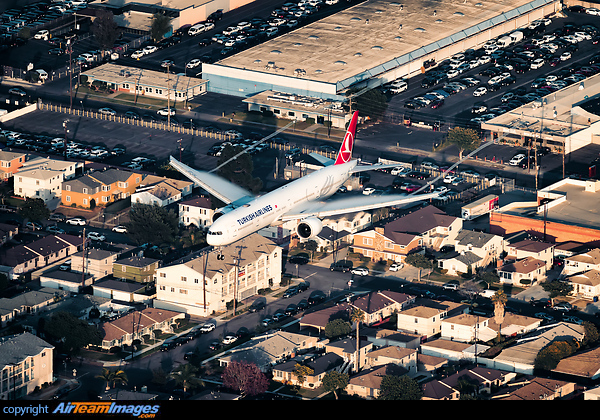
[99,107,117,116]
[363,187,376,195]
[389,262,404,272]
[142,45,158,54]
[186,58,202,69]
[391,167,410,176]
[434,186,449,194]
[34,29,49,40]
[66,217,86,226]
[560,52,572,61]
[587,7,600,15]
[509,154,526,166]
[530,58,545,69]
[78,52,94,62]
[222,334,238,345]
[473,87,488,97]
[87,232,106,241]
[112,225,128,233]
[131,50,144,59]
[443,174,458,184]
[351,267,369,276]
[199,323,216,333]
[157,108,175,116]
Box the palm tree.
[96,368,128,391]
[171,363,203,394]
[491,290,508,338]
[350,307,365,372]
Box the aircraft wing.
[279,192,440,220]
[308,152,335,167]
[350,163,410,173]
[169,156,254,205]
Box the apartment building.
[14,157,81,203]
[61,169,142,209]
[352,205,462,263]
[178,196,214,229]
[0,332,54,400]
[154,233,281,316]
[0,151,26,180]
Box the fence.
[38,102,232,141]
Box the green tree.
[350,307,365,372]
[378,375,422,400]
[126,203,178,246]
[541,280,574,306]
[293,363,314,386]
[322,371,349,400]
[90,9,121,52]
[534,339,579,371]
[171,363,204,394]
[346,88,388,121]
[19,198,50,222]
[324,318,352,340]
[405,253,434,269]
[150,13,172,42]
[583,321,600,347]
[491,290,508,336]
[96,368,128,391]
[446,127,481,159]
[217,144,263,194]
[43,311,102,354]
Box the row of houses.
[0,151,195,209]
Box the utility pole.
[166,63,171,126]
[81,227,86,288]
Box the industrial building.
[203,0,561,100]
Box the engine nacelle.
[212,204,235,223]
[297,217,323,239]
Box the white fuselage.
[207,160,356,246]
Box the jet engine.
[212,204,236,223]
[297,217,323,239]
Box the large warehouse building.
[203,0,561,100]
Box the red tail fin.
[334,111,358,165]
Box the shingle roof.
[350,291,413,314]
[0,332,54,368]
[383,205,456,239]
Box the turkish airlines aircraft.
[170,111,439,250]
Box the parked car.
[49,213,66,222]
[283,286,299,298]
[112,225,128,233]
[389,262,404,271]
[87,232,106,241]
[351,267,369,276]
[222,334,238,345]
[199,322,216,333]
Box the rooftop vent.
[334,60,347,65]
[454,11,465,16]
[371,45,383,50]
[354,52,362,56]
[350,17,361,21]
[414,27,426,32]
[270,50,282,54]
[308,35,319,39]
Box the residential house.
[352,205,462,263]
[561,248,600,276]
[298,304,351,333]
[71,244,135,280]
[563,269,600,300]
[113,256,160,284]
[349,291,415,326]
[364,345,418,374]
[39,269,94,293]
[98,307,184,350]
[396,299,468,340]
[154,233,281,316]
[496,256,547,287]
[178,196,214,229]
[61,169,142,209]
[131,174,194,207]
[0,332,54,400]
[421,379,460,400]
[14,157,82,203]
[439,366,517,397]
[438,251,483,277]
[420,338,490,363]
[92,278,152,304]
[365,328,422,349]
[492,322,585,374]
[0,222,18,246]
[0,288,64,326]
[346,363,406,399]
[0,234,84,274]
[495,377,576,400]
[552,346,600,382]
[0,151,26,180]
[441,313,493,342]
[505,239,554,270]
[218,331,319,372]
[272,352,344,389]
[325,337,373,373]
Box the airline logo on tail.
[334,111,359,165]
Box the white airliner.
[170,111,439,252]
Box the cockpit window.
[208,231,223,235]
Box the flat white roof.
[216,0,552,87]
